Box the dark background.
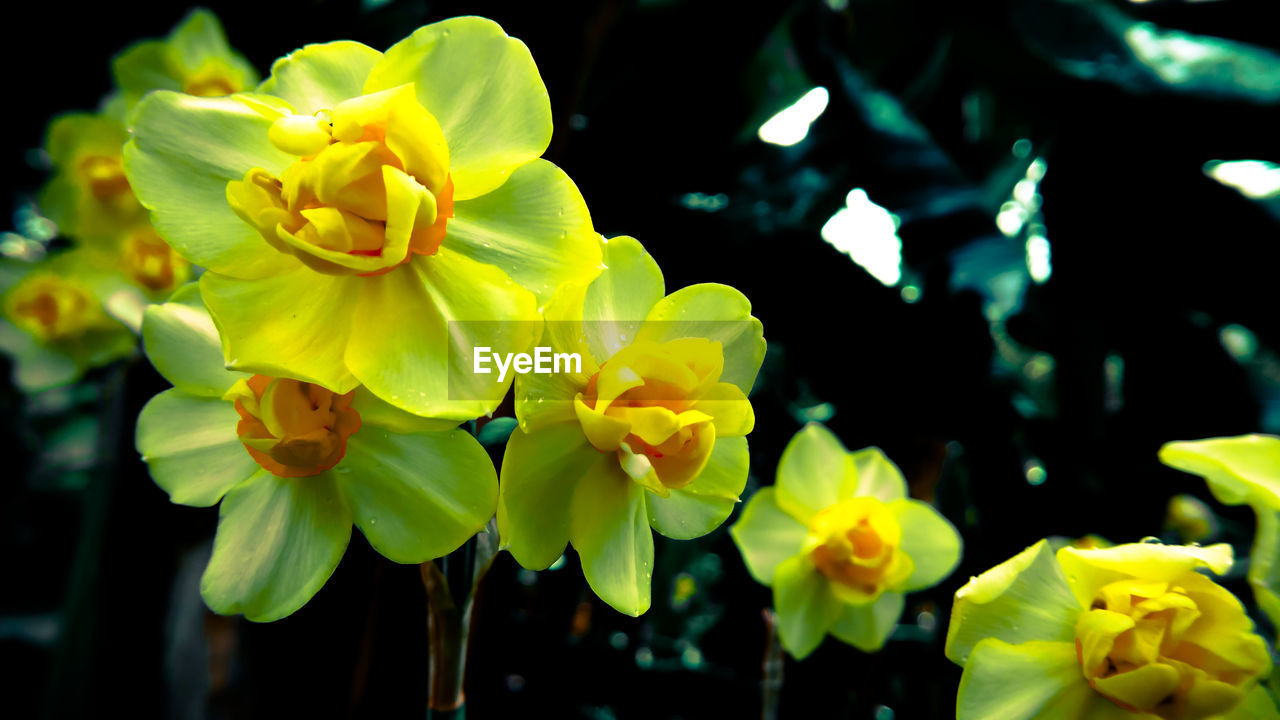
[3,0,1280,717]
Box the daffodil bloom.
[39,113,145,245]
[112,8,257,110]
[124,17,601,419]
[946,539,1276,720]
[1161,435,1280,637]
[498,236,765,615]
[731,424,962,658]
[0,251,135,390]
[136,284,497,621]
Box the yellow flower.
[112,9,257,109]
[946,540,1275,720]
[731,424,962,657]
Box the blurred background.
[4,0,1280,717]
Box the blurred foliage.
[4,0,1280,717]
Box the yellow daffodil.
[946,539,1276,720]
[731,424,962,658]
[136,283,496,621]
[112,8,257,110]
[498,236,764,616]
[39,113,145,245]
[1160,435,1280,637]
[123,16,601,420]
[0,250,135,390]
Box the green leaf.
[365,16,553,201]
[498,423,603,569]
[200,269,360,394]
[339,426,496,563]
[260,41,383,115]
[477,417,518,446]
[945,540,1080,665]
[829,590,904,652]
[142,283,240,397]
[773,423,852,523]
[772,553,843,659]
[569,460,653,616]
[890,498,962,592]
[730,486,809,585]
[446,159,601,306]
[201,469,352,621]
[136,389,258,507]
[124,91,299,280]
[647,436,748,540]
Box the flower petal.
[647,436,749,540]
[201,269,360,393]
[828,590,904,652]
[1159,435,1280,509]
[365,17,552,200]
[124,91,301,279]
[576,236,665,363]
[1056,542,1233,609]
[344,247,540,419]
[695,382,755,438]
[1226,686,1280,719]
[446,159,600,305]
[259,41,382,115]
[956,639,1111,720]
[141,283,240,397]
[772,554,843,659]
[569,459,653,616]
[201,469,352,621]
[1248,508,1280,636]
[498,423,603,569]
[637,283,765,394]
[136,389,257,507]
[945,540,1080,665]
[890,498,962,592]
[846,447,908,503]
[339,426,496,563]
[774,423,853,523]
[349,387,459,434]
[730,487,809,585]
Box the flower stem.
[762,608,784,720]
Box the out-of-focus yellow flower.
[39,114,144,245]
[112,9,257,110]
[731,424,962,658]
[946,540,1275,720]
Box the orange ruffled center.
[1075,577,1263,720]
[574,338,741,494]
[805,497,913,604]
[3,273,105,342]
[232,375,361,478]
[228,84,453,277]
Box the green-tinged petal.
[365,17,552,200]
[956,639,1105,720]
[1160,435,1280,509]
[112,41,174,106]
[569,460,653,616]
[1225,686,1280,719]
[1056,542,1233,609]
[513,356,586,433]
[774,423,853,523]
[637,283,765,394]
[578,236,664,363]
[124,91,300,279]
[349,387,459,434]
[890,498,962,592]
[845,447,908,503]
[201,469,351,621]
[136,389,257,507]
[142,283,240,396]
[260,41,383,116]
[730,487,809,585]
[945,540,1080,665]
[498,423,603,569]
[829,591,904,652]
[339,426,496,563]
[446,159,600,305]
[696,382,754,438]
[345,247,540,419]
[1249,508,1280,633]
[772,553,843,659]
[647,436,749,540]
[166,9,257,89]
[201,269,359,393]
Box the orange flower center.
[122,227,188,292]
[806,497,913,603]
[3,273,101,342]
[79,154,131,199]
[233,375,361,477]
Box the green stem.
[762,608,784,720]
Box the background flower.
[732,423,962,658]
